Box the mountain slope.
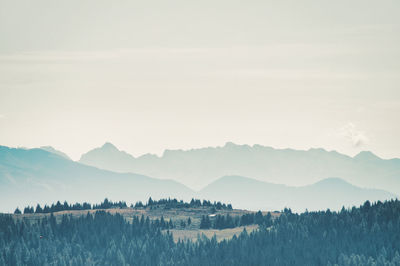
[39,146,71,160]
[80,142,135,173]
[2,145,398,213]
[0,146,194,213]
[199,175,397,212]
[79,142,400,194]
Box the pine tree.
[35,204,43,213]
[180,220,186,228]
[200,215,211,229]
[148,197,154,206]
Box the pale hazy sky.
[0,0,399,160]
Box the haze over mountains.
[1,143,398,213]
[80,142,400,195]
[0,145,193,213]
[200,176,396,212]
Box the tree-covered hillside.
[1,199,400,265]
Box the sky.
[0,0,399,160]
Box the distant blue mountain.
[199,175,397,212]
[0,146,193,213]
[1,145,398,213]
[79,142,400,194]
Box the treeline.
[14,198,127,214]
[3,199,400,265]
[93,198,127,210]
[200,211,273,229]
[132,197,233,210]
[15,197,232,214]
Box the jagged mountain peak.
[79,142,135,172]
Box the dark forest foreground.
[1,199,400,265]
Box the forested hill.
[1,199,400,265]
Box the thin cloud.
[339,122,369,147]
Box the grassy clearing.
[10,206,279,241]
[10,206,280,243]
[166,224,259,243]
[12,206,265,227]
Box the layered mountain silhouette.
[79,142,400,194]
[1,144,397,213]
[199,176,396,212]
[0,145,192,212]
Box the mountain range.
[79,142,400,195]
[0,144,397,213]
[0,145,192,213]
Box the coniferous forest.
[1,200,400,265]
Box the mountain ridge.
[78,142,400,194]
[39,146,72,160]
[1,145,397,213]
[0,145,193,213]
[200,175,397,212]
